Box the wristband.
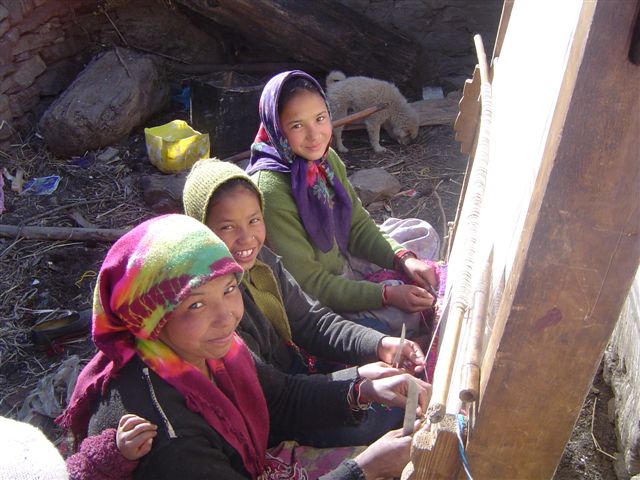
[393,249,417,271]
[382,284,389,306]
[348,377,373,411]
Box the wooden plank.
[401,415,462,480]
[411,96,460,127]
[466,0,640,478]
[492,0,515,59]
[344,96,460,131]
[454,66,481,155]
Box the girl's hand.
[354,427,413,479]
[357,361,403,381]
[386,284,434,313]
[401,257,437,292]
[359,373,432,413]
[116,414,158,461]
[377,336,426,374]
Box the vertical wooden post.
[466,0,640,478]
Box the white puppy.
[326,70,419,153]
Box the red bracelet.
[394,249,417,271]
[382,284,389,306]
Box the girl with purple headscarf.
[247,71,440,339]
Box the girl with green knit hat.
[183,158,431,448]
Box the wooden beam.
[175,0,420,90]
[466,1,640,478]
[0,224,128,242]
[492,0,515,59]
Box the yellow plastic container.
[144,120,210,173]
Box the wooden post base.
[401,414,463,480]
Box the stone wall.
[605,269,640,479]
[1,0,502,145]
[0,0,99,143]
[337,0,503,92]
[0,0,225,147]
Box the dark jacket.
[238,247,385,373]
[88,357,363,479]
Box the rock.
[139,172,187,213]
[97,147,119,163]
[615,452,632,480]
[628,426,640,476]
[40,37,81,64]
[34,58,81,96]
[8,84,39,117]
[38,48,169,156]
[608,397,617,424]
[12,54,46,89]
[349,167,402,206]
[0,19,9,37]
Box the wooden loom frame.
[406,0,640,478]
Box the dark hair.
[206,178,261,218]
[277,77,323,114]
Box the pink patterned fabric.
[365,260,447,381]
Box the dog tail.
[326,70,346,86]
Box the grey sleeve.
[254,357,363,441]
[319,459,366,480]
[266,249,385,364]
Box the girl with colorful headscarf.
[246,71,441,339]
[57,214,427,479]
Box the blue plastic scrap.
[171,87,191,112]
[22,175,61,195]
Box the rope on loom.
[427,34,493,423]
[452,56,492,312]
[457,414,473,480]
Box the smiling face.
[158,273,243,373]
[205,184,265,270]
[279,89,333,161]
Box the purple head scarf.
[245,70,352,255]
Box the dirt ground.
[0,115,618,477]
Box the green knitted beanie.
[183,158,264,224]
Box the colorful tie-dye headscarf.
[57,214,268,478]
[246,70,352,255]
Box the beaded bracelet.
[347,377,373,411]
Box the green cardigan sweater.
[251,149,403,312]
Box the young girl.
[57,214,429,479]
[182,158,424,446]
[246,70,440,338]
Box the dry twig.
[590,399,616,460]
